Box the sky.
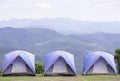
[0,0,120,21]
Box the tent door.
[92,57,108,74]
[52,57,67,74]
[12,57,27,73]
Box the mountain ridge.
[0,18,120,34]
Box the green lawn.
[0,75,120,81]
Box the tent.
[82,51,117,75]
[44,51,76,76]
[2,50,35,76]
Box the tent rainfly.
[44,51,76,76]
[2,50,35,76]
[82,51,117,75]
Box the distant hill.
[0,18,120,34]
[0,27,120,73]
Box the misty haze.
[0,18,120,34]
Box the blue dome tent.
[44,51,76,76]
[2,50,35,76]
[82,51,117,75]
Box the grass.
[0,74,120,81]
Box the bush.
[0,70,2,76]
[115,49,120,74]
[35,63,44,74]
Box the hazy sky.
[0,0,120,21]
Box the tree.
[0,70,2,76]
[114,49,120,74]
[35,63,44,74]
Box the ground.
[0,75,120,81]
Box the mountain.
[0,27,120,73]
[0,18,120,34]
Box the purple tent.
[44,51,76,76]
[82,51,117,75]
[2,50,35,76]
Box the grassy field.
[0,75,120,81]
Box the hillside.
[0,27,120,73]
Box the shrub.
[115,49,120,74]
[35,63,44,74]
[0,70,2,76]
